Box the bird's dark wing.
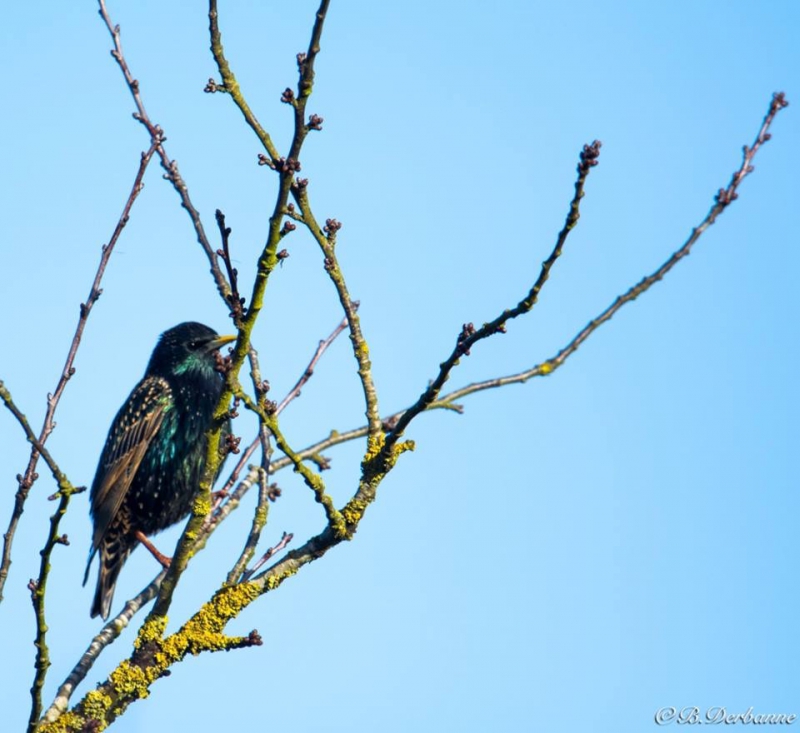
[89,376,172,552]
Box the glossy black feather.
[85,322,232,619]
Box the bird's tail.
[88,533,131,620]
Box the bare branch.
[241,531,294,582]
[380,140,602,460]
[0,143,158,603]
[277,313,351,414]
[266,94,789,476]
[98,0,231,303]
[225,346,274,586]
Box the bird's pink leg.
[134,530,172,569]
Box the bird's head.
[145,322,237,378]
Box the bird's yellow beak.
[207,334,237,351]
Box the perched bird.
[84,322,235,619]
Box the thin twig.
[236,389,345,534]
[215,209,246,324]
[225,346,275,585]
[226,468,270,585]
[241,531,294,582]
[277,313,351,413]
[0,385,76,496]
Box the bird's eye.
[188,340,199,350]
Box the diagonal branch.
[98,0,231,304]
[277,313,351,413]
[0,142,158,605]
[380,141,602,459]
[208,0,280,163]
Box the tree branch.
[376,140,602,468]
[267,94,789,475]
[0,143,158,604]
[147,0,334,625]
[98,0,232,304]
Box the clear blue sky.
[1,2,798,732]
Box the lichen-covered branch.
[293,187,384,444]
[207,0,280,163]
[208,0,382,446]
[40,569,167,726]
[146,0,334,624]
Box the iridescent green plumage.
[84,322,234,619]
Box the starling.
[83,322,235,619]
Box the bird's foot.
[134,530,172,569]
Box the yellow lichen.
[332,516,348,539]
[342,498,369,526]
[109,661,151,699]
[37,710,88,733]
[193,492,212,516]
[134,616,167,649]
[207,582,260,618]
[35,582,275,732]
[539,361,553,375]
[265,566,297,591]
[82,689,113,721]
[363,433,385,463]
